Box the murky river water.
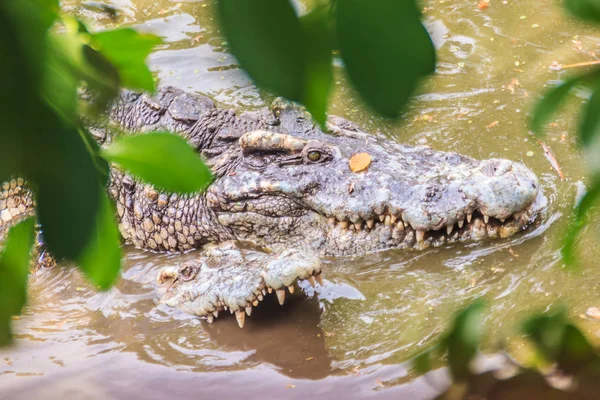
[2,0,600,398]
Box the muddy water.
[2,0,600,398]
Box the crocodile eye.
[307,151,321,162]
[179,265,197,281]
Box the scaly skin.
[1,86,545,327]
[156,241,322,328]
[107,86,543,257]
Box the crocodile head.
[207,101,543,256]
[156,241,322,327]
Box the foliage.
[216,0,435,124]
[531,0,600,266]
[102,133,214,194]
[0,0,213,345]
[413,300,487,382]
[412,302,600,398]
[0,218,36,344]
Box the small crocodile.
[0,86,544,327]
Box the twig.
[538,140,565,180]
[559,60,600,70]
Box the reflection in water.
[3,0,600,398]
[205,296,334,379]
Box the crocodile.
[0,86,544,327]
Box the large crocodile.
[0,86,544,327]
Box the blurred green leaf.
[101,133,214,194]
[579,78,600,147]
[522,311,598,373]
[530,74,585,136]
[81,44,121,115]
[413,351,433,374]
[43,33,82,123]
[79,127,111,186]
[0,0,52,181]
[336,0,435,118]
[0,218,36,345]
[0,1,102,261]
[32,116,101,261]
[561,179,600,266]
[91,28,161,92]
[446,300,487,381]
[78,191,122,289]
[300,5,334,128]
[217,0,306,102]
[565,0,600,23]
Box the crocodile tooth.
[340,221,349,229]
[366,219,374,229]
[404,221,410,228]
[397,222,404,231]
[252,300,259,307]
[307,276,316,287]
[384,215,392,226]
[276,289,286,305]
[235,310,246,328]
[246,306,253,316]
[224,305,228,311]
[262,289,267,296]
[230,308,234,314]
[416,230,425,242]
[390,215,397,224]
[467,213,473,223]
[268,287,273,294]
[258,294,264,301]
[446,225,453,235]
[287,285,294,294]
[315,274,324,286]
[500,218,506,223]
[213,311,219,318]
[379,215,385,222]
[354,221,362,231]
[207,315,214,324]
[483,215,489,224]
[329,217,336,224]
[458,219,464,229]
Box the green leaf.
[101,133,214,194]
[413,349,433,374]
[579,78,600,147]
[43,33,82,123]
[336,0,436,118]
[91,28,161,92]
[565,0,600,24]
[81,44,120,115]
[445,300,486,381]
[217,0,306,102]
[561,178,600,266]
[32,115,102,261]
[530,75,585,136]
[301,5,334,128]
[522,311,598,373]
[0,218,36,345]
[77,191,122,290]
[0,1,102,261]
[0,0,52,181]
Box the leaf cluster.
[216,0,436,126]
[0,0,213,345]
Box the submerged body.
[0,86,544,326]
